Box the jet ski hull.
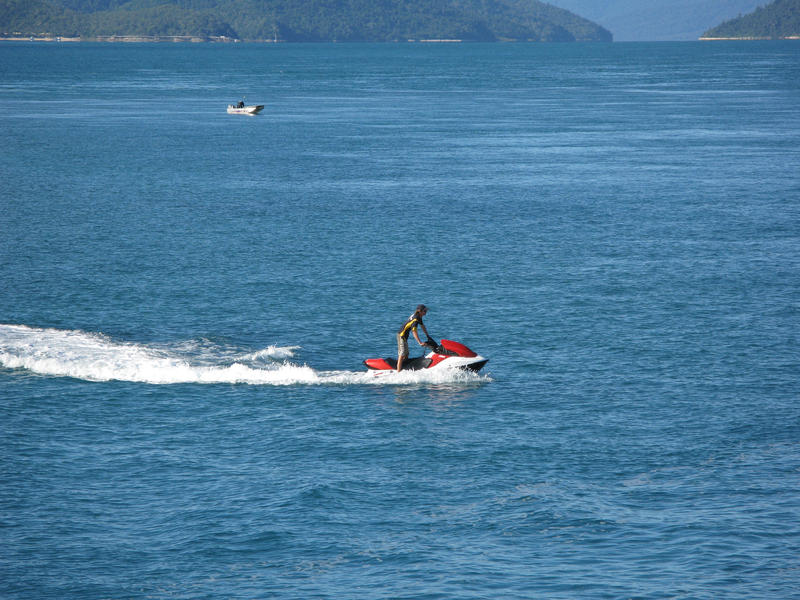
[363,339,487,372]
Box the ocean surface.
[1,41,799,599]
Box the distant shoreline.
[6,35,798,44]
[0,36,470,43]
[699,36,800,41]
[0,35,243,43]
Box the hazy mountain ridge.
[1,0,612,42]
[545,0,768,41]
[702,0,800,38]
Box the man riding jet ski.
[363,338,488,373]
[395,304,431,371]
[364,304,487,372]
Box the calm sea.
[1,41,799,599]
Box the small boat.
[227,100,264,115]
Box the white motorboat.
[227,102,264,115]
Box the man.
[397,304,431,371]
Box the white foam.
[238,345,301,362]
[0,324,488,386]
[337,367,488,386]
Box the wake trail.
[0,324,488,386]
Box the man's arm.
[419,320,430,340]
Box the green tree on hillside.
[703,0,800,38]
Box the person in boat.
[397,304,432,371]
[237,100,244,108]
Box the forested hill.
[1,0,613,42]
[701,0,800,39]
[546,0,765,41]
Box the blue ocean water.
[1,40,799,598]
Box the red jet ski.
[364,339,488,372]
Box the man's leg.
[396,334,407,371]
